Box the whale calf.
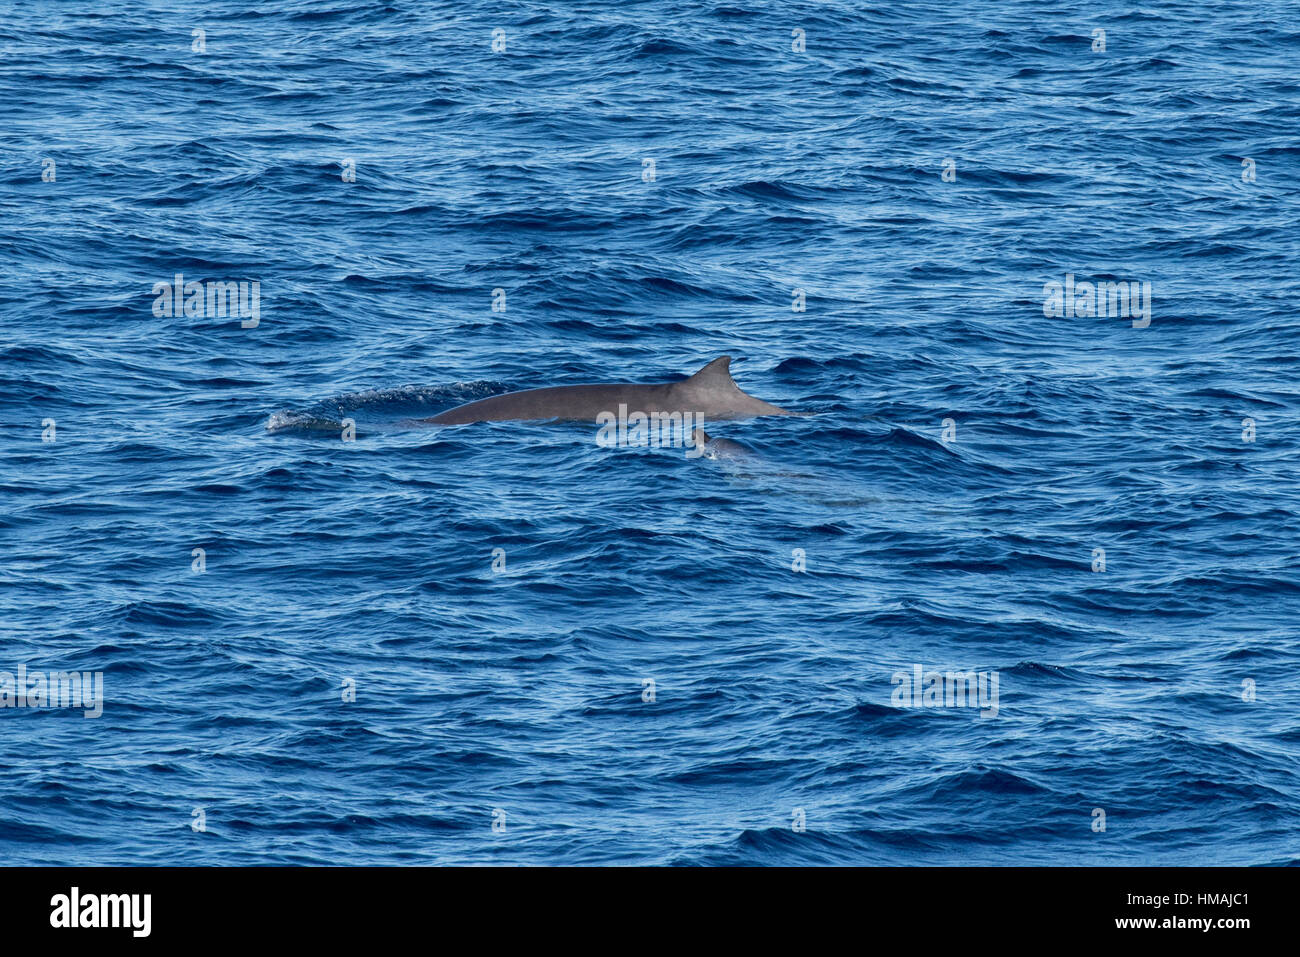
[690,427,755,460]
[424,356,790,425]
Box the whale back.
[427,355,790,424]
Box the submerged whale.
[424,356,791,425]
[689,427,754,460]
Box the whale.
[424,356,791,425]
[690,427,755,460]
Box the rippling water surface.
[2,1,1298,865]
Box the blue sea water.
[2,0,1299,866]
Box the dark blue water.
[2,0,1298,865]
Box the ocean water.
[2,0,1298,866]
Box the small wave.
[266,382,507,434]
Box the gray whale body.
[690,427,754,460]
[425,356,790,425]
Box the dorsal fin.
[687,356,734,387]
